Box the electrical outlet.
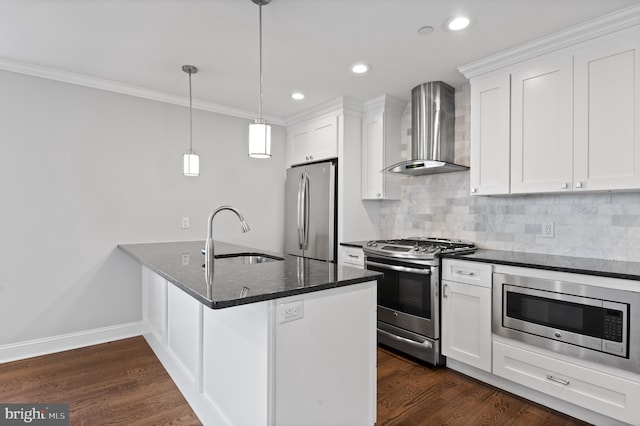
[181,217,190,229]
[278,300,304,324]
[181,253,190,266]
[542,221,554,238]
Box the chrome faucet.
[205,205,250,285]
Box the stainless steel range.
[363,238,476,365]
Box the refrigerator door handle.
[297,173,305,249]
[301,172,310,250]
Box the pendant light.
[182,65,200,176]
[248,0,272,158]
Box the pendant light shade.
[182,65,200,176]
[249,0,272,158]
[249,119,271,158]
[183,151,200,176]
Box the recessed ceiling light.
[291,92,305,100]
[351,63,371,74]
[445,16,470,31]
[417,26,434,36]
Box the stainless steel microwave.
[493,272,640,373]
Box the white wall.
[0,70,286,345]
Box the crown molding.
[0,57,287,126]
[362,94,408,116]
[458,4,640,79]
[284,96,364,126]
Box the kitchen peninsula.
[119,240,380,426]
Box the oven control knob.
[554,331,562,338]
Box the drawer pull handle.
[456,270,475,276]
[348,254,360,258]
[443,283,448,298]
[547,375,570,386]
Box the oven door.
[365,256,438,339]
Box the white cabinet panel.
[494,341,640,425]
[442,280,492,372]
[574,32,640,191]
[167,284,201,385]
[340,246,364,269]
[442,258,492,286]
[202,302,271,426]
[288,114,338,166]
[441,259,492,373]
[274,282,376,426]
[470,73,511,195]
[361,106,402,200]
[511,55,573,193]
[142,266,167,346]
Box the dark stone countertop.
[340,241,368,248]
[444,249,640,282]
[119,240,381,309]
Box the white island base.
[141,266,377,426]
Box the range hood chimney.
[385,81,469,175]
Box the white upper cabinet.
[573,32,640,191]
[287,113,339,166]
[462,10,640,195]
[510,54,574,194]
[470,73,511,195]
[361,95,405,200]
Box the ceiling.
[1,0,638,123]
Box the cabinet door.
[574,31,640,191]
[441,280,492,372]
[142,266,167,346]
[167,284,202,386]
[362,111,401,200]
[362,112,384,199]
[470,73,511,195]
[288,115,338,166]
[511,55,574,193]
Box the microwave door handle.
[297,173,304,249]
[366,261,431,275]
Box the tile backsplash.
[379,84,640,262]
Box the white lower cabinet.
[441,260,492,372]
[274,283,376,426]
[167,283,202,386]
[493,340,640,425]
[340,246,364,269]
[141,265,376,426]
[142,266,167,346]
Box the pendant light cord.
[258,3,263,121]
[189,70,193,152]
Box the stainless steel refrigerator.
[284,160,337,262]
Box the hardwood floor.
[0,337,201,425]
[0,337,590,425]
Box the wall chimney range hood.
[385,81,468,175]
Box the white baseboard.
[0,322,145,364]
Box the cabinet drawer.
[493,341,640,424]
[341,247,364,268]
[442,259,492,287]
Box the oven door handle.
[378,328,433,349]
[366,261,431,275]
